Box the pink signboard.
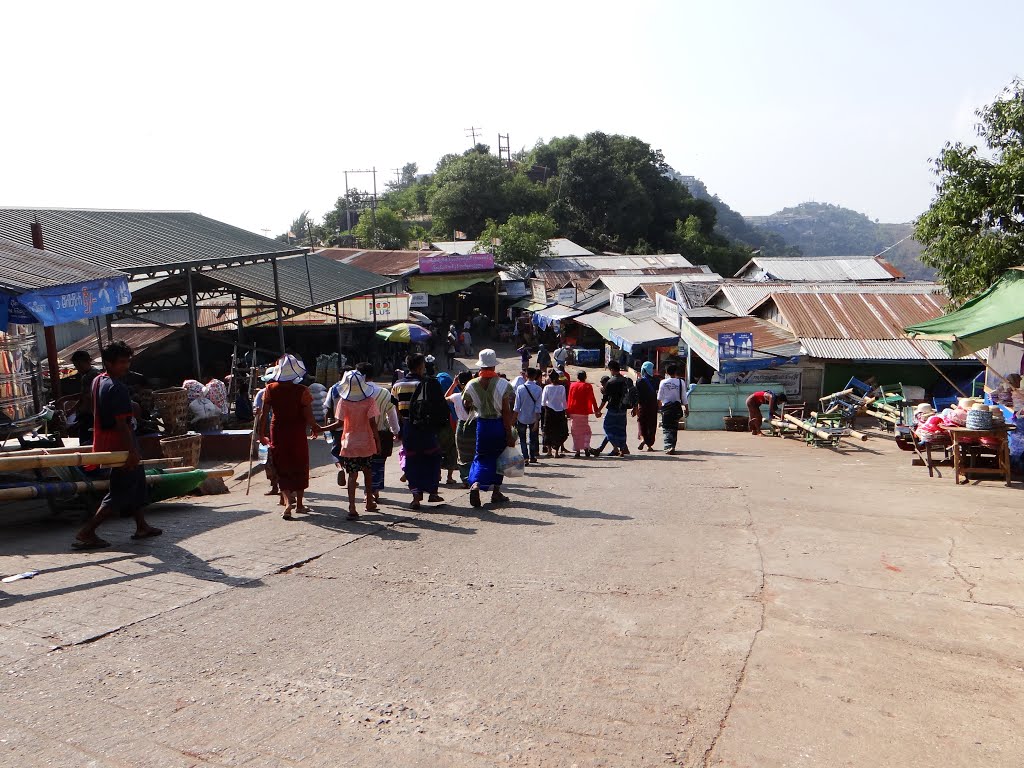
[419,253,495,274]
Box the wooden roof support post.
[335,303,344,358]
[234,292,244,345]
[271,257,285,354]
[185,266,202,379]
[30,221,61,399]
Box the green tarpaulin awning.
[574,311,634,341]
[408,271,498,296]
[905,268,1024,358]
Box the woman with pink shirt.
[323,369,381,520]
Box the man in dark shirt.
[74,340,162,549]
[599,360,633,456]
[69,350,101,446]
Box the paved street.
[2,406,1023,766]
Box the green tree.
[478,213,558,278]
[352,207,409,250]
[916,80,1024,303]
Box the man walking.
[598,360,635,457]
[74,341,162,549]
[513,367,543,464]
[657,363,688,455]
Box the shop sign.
[718,332,753,359]
[679,318,720,370]
[656,293,680,331]
[556,287,577,305]
[409,292,429,308]
[609,293,625,315]
[741,368,802,395]
[419,253,495,274]
[530,280,548,304]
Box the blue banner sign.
[15,277,131,327]
[718,332,753,359]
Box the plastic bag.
[496,446,525,478]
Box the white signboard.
[556,287,577,305]
[338,294,411,324]
[530,280,548,304]
[740,368,802,396]
[503,281,529,298]
[409,292,429,308]
[656,293,681,331]
[610,293,625,315]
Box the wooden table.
[945,426,1016,486]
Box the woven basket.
[160,433,202,469]
[965,409,993,430]
[723,416,749,432]
[153,387,189,435]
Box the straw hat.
[914,403,935,416]
[475,349,499,368]
[970,402,989,411]
[956,397,980,410]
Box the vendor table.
[945,426,1016,486]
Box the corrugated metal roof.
[0,208,304,275]
[770,292,947,340]
[695,316,799,353]
[58,324,181,361]
[0,236,127,293]
[797,338,957,360]
[673,280,723,309]
[735,256,901,281]
[199,254,396,312]
[599,274,717,295]
[315,247,427,276]
[432,238,592,257]
[709,280,944,315]
[640,283,675,301]
[571,290,610,313]
[538,253,695,271]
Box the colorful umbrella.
[375,322,433,343]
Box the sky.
[2,0,1022,237]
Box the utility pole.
[498,133,511,167]
[343,171,351,234]
[344,168,379,243]
[391,168,402,187]
[465,126,482,147]
[260,228,271,238]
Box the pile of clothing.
[182,378,224,431]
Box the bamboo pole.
[0,451,128,472]
[0,470,228,502]
[784,413,833,441]
[848,429,869,441]
[819,388,854,401]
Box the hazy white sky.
[3,0,1021,235]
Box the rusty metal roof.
[696,316,799,353]
[709,280,944,315]
[316,247,426,276]
[766,292,954,360]
[58,324,181,362]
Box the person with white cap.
[461,349,516,507]
[257,355,322,519]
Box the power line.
[465,126,482,146]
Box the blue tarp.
[8,276,131,328]
[719,355,802,374]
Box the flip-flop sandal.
[428,494,445,503]
[445,479,458,485]
[130,528,163,540]
[346,510,360,520]
[295,506,311,514]
[469,488,482,508]
[410,500,422,510]
[491,493,510,505]
[73,537,110,550]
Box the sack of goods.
[309,382,328,422]
[496,445,526,478]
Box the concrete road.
[2,411,1023,765]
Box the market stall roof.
[534,303,582,331]
[57,324,182,362]
[679,315,800,373]
[905,268,1024,358]
[609,319,679,353]
[0,237,132,328]
[571,290,610,313]
[0,209,305,275]
[761,291,954,361]
[573,311,635,340]
[315,247,427,277]
[734,255,903,281]
[407,270,498,296]
[511,298,550,311]
[0,237,127,292]
[127,253,397,314]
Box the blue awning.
[534,304,581,332]
[5,276,132,328]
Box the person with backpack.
[392,353,448,510]
[513,367,543,464]
[461,349,516,507]
[598,360,636,457]
[657,363,688,455]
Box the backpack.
[409,378,449,430]
[620,377,639,409]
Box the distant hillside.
[747,202,935,279]
[666,169,799,256]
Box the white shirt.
[553,347,569,364]
[511,375,526,391]
[657,377,688,405]
[541,383,568,411]
[447,392,471,421]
